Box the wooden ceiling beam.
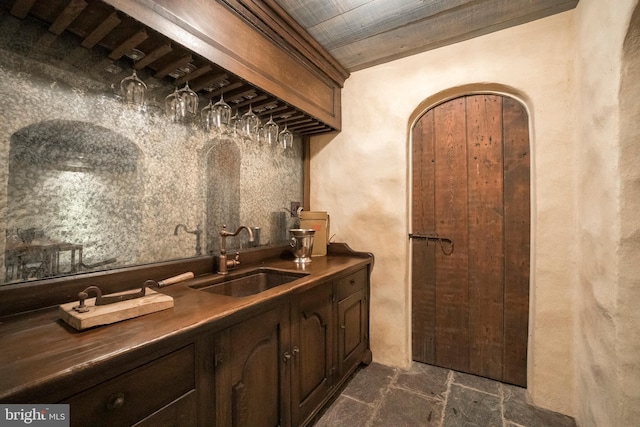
[81,11,121,48]
[288,113,311,122]
[10,0,37,19]
[260,105,293,117]
[289,122,321,131]
[49,0,88,35]
[253,99,280,114]
[175,64,212,86]
[154,54,192,79]
[109,29,149,60]
[225,87,258,104]
[134,43,172,70]
[192,72,229,93]
[273,109,299,122]
[302,124,330,132]
[203,80,242,99]
[305,126,333,135]
[230,95,268,111]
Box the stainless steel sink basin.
[189,268,309,297]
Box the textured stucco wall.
[618,6,640,424]
[574,0,640,426]
[310,12,578,416]
[312,0,640,422]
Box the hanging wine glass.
[120,70,147,110]
[165,87,184,122]
[228,109,241,138]
[201,98,215,132]
[165,63,198,123]
[178,81,199,123]
[212,87,231,132]
[120,49,147,111]
[255,122,265,144]
[264,114,279,146]
[241,104,260,140]
[279,119,293,150]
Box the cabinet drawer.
[336,268,368,301]
[66,344,195,427]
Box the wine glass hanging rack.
[4,0,338,136]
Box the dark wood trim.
[223,0,349,84]
[303,135,311,211]
[10,0,37,19]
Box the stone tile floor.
[313,362,577,427]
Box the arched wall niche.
[6,120,143,280]
[205,139,242,254]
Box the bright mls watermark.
[0,405,69,426]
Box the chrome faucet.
[218,225,254,275]
[174,223,202,256]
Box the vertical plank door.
[411,94,530,386]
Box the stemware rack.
[5,0,338,137]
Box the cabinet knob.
[107,392,125,410]
[292,346,299,355]
[283,352,291,362]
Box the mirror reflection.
[0,13,303,286]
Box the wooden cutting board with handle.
[59,272,194,330]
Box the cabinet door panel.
[338,288,368,377]
[215,306,289,427]
[343,292,364,356]
[291,284,334,426]
[231,342,279,427]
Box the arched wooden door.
[411,94,530,386]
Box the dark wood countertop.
[0,252,372,403]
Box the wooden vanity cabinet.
[53,267,368,427]
[5,259,370,427]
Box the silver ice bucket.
[289,229,315,263]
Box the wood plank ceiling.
[273,0,580,72]
[1,0,335,135]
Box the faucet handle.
[226,252,241,270]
